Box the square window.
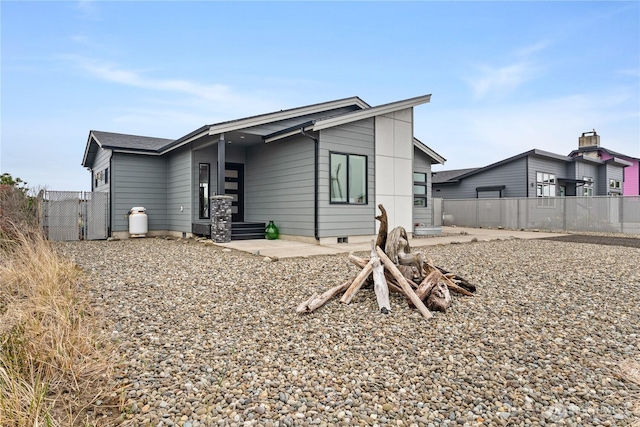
[330,152,367,204]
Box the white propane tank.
[129,207,148,237]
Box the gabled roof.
[82,131,174,167]
[433,147,632,186]
[568,146,640,162]
[82,94,435,167]
[433,149,576,184]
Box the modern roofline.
[312,94,431,131]
[569,146,640,161]
[164,96,370,153]
[413,137,446,165]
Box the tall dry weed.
[0,223,117,426]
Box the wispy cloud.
[76,0,100,20]
[464,41,551,99]
[467,62,535,99]
[81,61,234,102]
[64,55,283,115]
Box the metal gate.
[41,191,108,241]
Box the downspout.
[300,128,320,241]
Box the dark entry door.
[225,163,244,222]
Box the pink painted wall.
[600,152,640,196]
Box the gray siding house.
[432,145,630,200]
[82,95,446,243]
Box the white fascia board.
[82,132,106,168]
[312,94,431,131]
[207,97,368,137]
[112,148,162,156]
[413,138,446,165]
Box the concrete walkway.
[215,226,567,259]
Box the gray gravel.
[54,236,640,427]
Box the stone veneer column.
[210,195,233,243]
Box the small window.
[609,179,621,189]
[583,176,593,197]
[330,153,367,204]
[414,172,428,207]
[199,164,210,219]
[104,168,109,184]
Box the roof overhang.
[312,94,431,131]
[605,157,633,167]
[413,137,446,165]
[165,97,370,152]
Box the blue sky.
[2,1,639,191]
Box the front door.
[225,163,244,222]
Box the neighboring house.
[432,139,631,200]
[82,95,446,242]
[568,131,640,196]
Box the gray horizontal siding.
[245,136,315,237]
[112,153,167,232]
[92,147,111,192]
[435,157,528,199]
[168,145,192,233]
[530,156,582,197]
[318,118,375,237]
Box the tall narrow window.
[330,152,367,204]
[414,172,428,207]
[199,163,210,219]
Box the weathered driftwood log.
[348,254,405,295]
[385,226,410,263]
[296,276,355,314]
[370,241,390,314]
[435,266,476,293]
[375,204,388,253]
[415,270,442,301]
[427,280,452,312]
[409,269,452,312]
[340,260,374,304]
[375,246,433,319]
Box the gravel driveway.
[55,237,640,427]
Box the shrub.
[1,204,117,425]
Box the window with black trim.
[330,152,367,204]
[104,167,109,184]
[414,172,428,207]
[199,163,210,219]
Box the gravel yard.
[54,237,640,427]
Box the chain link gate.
[41,191,109,241]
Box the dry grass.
[0,223,118,426]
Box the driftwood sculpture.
[297,204,476,318]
